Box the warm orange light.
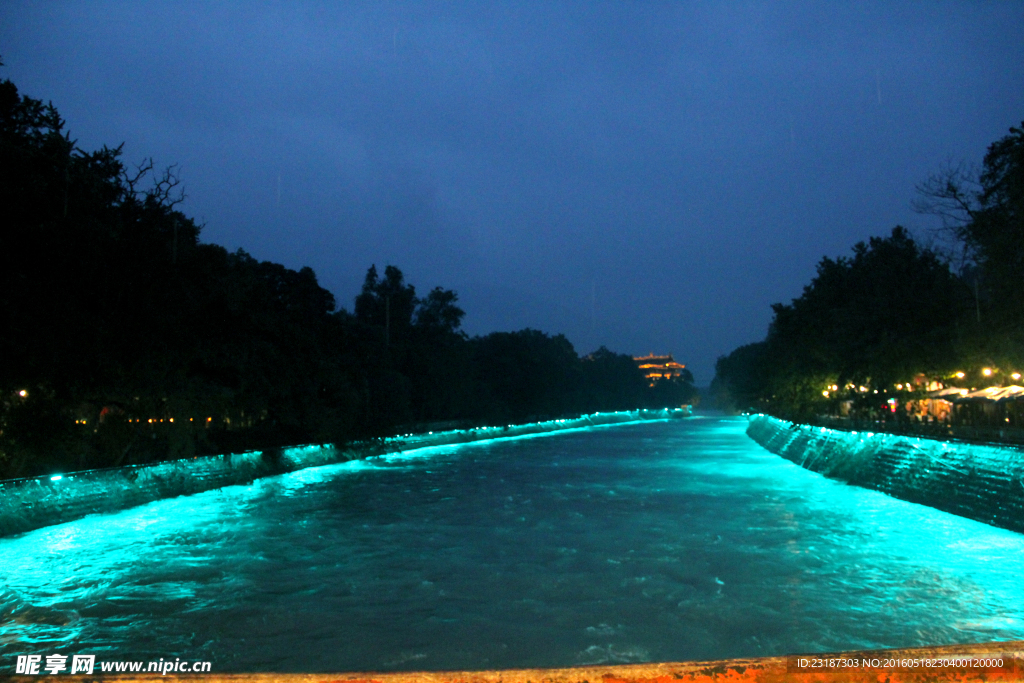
[982,367,993,377]
[1013,373,1022,381]
[955,371,965,379]
[18,389,27,398]
[822,390,829,397]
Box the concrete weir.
[747,413,1024,534]
[0,409,685,538]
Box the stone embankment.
[747,413,1024,534]
[0,409,685,538]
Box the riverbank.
[747,413,1024,534]
[792,414,1024,449]
[0,408,686,538]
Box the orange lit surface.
[10,642,1022,683]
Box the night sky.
[2,3,1022,383]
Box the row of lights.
[74,417,216,424]
[823,368,1023,398]
[17,390,231,426]
[822,384,877,397]
[952,369,1021,380]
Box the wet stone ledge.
[747,413,1024,534]
[0,409,685,538]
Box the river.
[2,414,1023,672]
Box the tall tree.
[414,287,465,337]
[354,265,417,345]
[916,121,1024,361]
[581,347,648,412]
[772,227,965,387]
[973,123,1024,338]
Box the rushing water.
[2,414,1023,672]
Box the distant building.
[633,353,687,387]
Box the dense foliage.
[0,77,693,479]
[712,121,1024,419]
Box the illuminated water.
[2,415,1023,672]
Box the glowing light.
[18,389,27,398]
[982,368,993,377]
[50,475,62,481]
[822,390,829,397]
[1013,373,1021,381]
[896,384,903,390]
[955,371,965,379]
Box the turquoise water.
[2,415,1023,672]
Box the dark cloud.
[3,1,1023,381]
